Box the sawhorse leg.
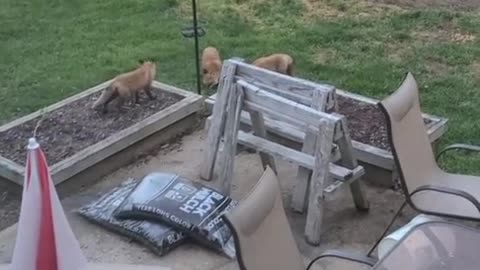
[305,119,335,245]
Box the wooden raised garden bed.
[0,80,203,186]
[333,89,447,170]
[205,87,448,171]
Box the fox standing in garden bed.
[92,61,157,113]
[201,47,222,89]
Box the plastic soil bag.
[76,180,187,256]
[114,172,237,259]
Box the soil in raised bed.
[0,181,21,230]
[0,87,184,166]
[336,95,432,151]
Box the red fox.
[253,53,294,76]
[201,47,222,88]
[92,61,156,113]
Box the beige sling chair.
[222,167,376,270]
[366,72,480,257]
[223,168,480,270]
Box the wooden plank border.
[0,80,203,186]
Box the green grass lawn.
[1,0,479,174]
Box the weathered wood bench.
[201,59,369,245]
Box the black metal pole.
[192,0,201,95]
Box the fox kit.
[201,47,222,88]
[92,61,156,113]
[253,53,294,76]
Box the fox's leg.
[102,91,119,113]
[115,96,127,111]
[278,61,290,75]
[135,92,140,104]
[286,62,294,76]
[144,86,156,100]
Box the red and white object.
[9,138,87,270]
[1,138,169,270]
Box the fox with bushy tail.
[201,47,222,89]
[253,53,294,76]
[92,61,156,113]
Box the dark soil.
[0,87,184,166]
[0,181,21,230]
[336,95,431,151]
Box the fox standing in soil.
[253,53,294,76]
[92,61,156,113]
[201,46,222,89]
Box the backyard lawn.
[1,0,479,173]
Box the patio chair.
[223,167,480,270]
[221,167,305,270]
[367,72,480,256]
[310,221,480,270]
[222,167,376,270]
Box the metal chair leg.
[307,250,377,270]
[366,200,407,257]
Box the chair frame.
[222,216,249,270]
[367,72,480,257]
[306,250,376,270]
[310,220,480,270]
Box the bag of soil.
[114,172,237,259]
[76,180,187,256]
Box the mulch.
[0,87,184,166]
[0,89,433,165]
[336,95,431,151]
[0,181,21,231]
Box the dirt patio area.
[0,128,414,270]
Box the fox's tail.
[92,86,116,109]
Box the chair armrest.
[436,144,480,162]
[410,184,480,214]
[306,250,376,270]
